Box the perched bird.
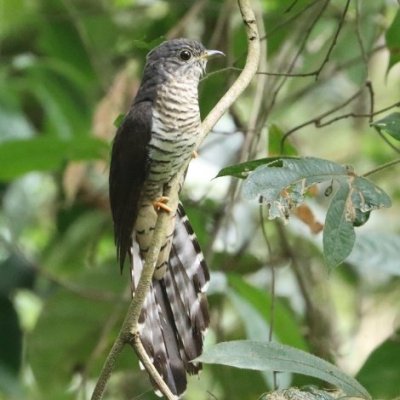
[109,38,223,396]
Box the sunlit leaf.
[371,112,400,141]
[385,10,400,72]
[0,137,109,181]
[197,340,371,399]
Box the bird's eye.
[179,50,192,61]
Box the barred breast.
[145,77,201,193]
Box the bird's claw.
[153,196,172,213]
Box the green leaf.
[228,274,308,350]
[242,157,347,219]
[0,137,109,181]
[385,10,400,72]
[216,157,288,179]
[113,113,125,128]
[26,66,91,138]
[0,297,22,375]
[38,17,95,82]
[0,254,35,296]
[223,157,391,268]
[351,176,391,211]
[268,123,298,156]
[197,340,371,399]
[28,266,127,396]
[227,291,282,389]
[323,177,390,268]
[44,211,108,276]
[371,112,400,141]
[357,338,400,398]
[323,184,355,268]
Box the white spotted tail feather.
[131,204,210,397]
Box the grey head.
[135,38,223,104]
[146,38,223,81]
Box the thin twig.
[91,0,260,398]
[362,158,400,177]
[260,0,323,42]
[314,0,351,79]
[280,85,365,149]
[166,0,208,39]
[266,0,330,113]
[366,81,374,124]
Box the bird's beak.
[204,49,225,59]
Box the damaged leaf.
[242,157,347,219]
[220,157,391,269]
[323,183,356,268]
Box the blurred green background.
[1,0,400,399]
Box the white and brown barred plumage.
[109,39,222,397]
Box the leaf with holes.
[222,157,391,267]
[242,157,347,219]
[323,176,391,268]
[323,183,356,268]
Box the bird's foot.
[192,150,198,159]
[153,196,172,213]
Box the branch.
[200,0,260,138]
[314,0,350,80]
[91,0,260,399]
[362,158,400,177]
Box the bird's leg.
[192,150,198,158]
[153,196,172,213]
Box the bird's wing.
[109,101,152,271]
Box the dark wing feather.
[109,101,152,271]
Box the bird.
[109,38,224,397]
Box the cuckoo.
[109,38,223,396]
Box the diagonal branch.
[90,0,260,399]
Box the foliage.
[1,0,400,399]
[197,340,370,399]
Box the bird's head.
[146,38,224,82]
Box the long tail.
[131,204,210,397]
